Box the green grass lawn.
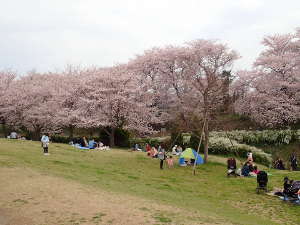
[0,139,299,225]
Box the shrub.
[208,137,272,166]
[188,133,204,151]
[115,129,131,147]
[209,129,299,146]
[51,135,71,144]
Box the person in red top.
[146,143,151,152]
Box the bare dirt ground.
[0,167,227,225]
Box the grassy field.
[0,139,299,225]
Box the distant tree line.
[0,28,299,162]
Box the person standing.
[290,153,298,171]
[41,133,50,155]
[158,147,166,169]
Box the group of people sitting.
[145,144,159,157]
[273,153,298,171]
[171,145,183,155]
[274,177,300,203]
[7,131,26,140]
[227,151,260,177]
[70,137,109,150]
[143,143,174,169]
[273,158,285,170]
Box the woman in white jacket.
[41,133,50,155]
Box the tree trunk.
[89,129,94,138]
[109,128,115,147]
[1,121,8,138]
[69,125,74,139]
[32,129,41,141]
[203,120,209,163]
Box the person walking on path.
[41,133,50,155]
[158,147,166,169]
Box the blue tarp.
[88,140,95,149]
[74,143,90,150]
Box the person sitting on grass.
[134,143,142,151]
[241,160,252,177]
[176,146,183,155]
[227,158,237,176]
[145,143,151,153]
[172,145,177,155]
[150,147,158,158]
[274,157,285,170]
[97,142,110,150]
[88,139,98,149]
[80,136,88,147]
[283,177,292,195]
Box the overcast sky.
[1,0,299,75]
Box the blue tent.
[179,148,204,165]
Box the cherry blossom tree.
[235,28,300,127]
[54,66,93,139]
[130,40,239,162]
[129,46,191,125]
[74,65,163,147]
[0,70,16,137]
[183,40,239,162]
[4,71,63,139]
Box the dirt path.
[0,167,229,225]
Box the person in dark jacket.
[274,158,285,170]
[227,158,237,176]
[290,153,298,171]
[158,148,166,169]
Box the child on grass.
[166,155,174,168]
[41,133,50,155]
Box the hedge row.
[182,134,271,166]
[208,137,272,166]
[210,129,300,146]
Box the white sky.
[1,0,299,75]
